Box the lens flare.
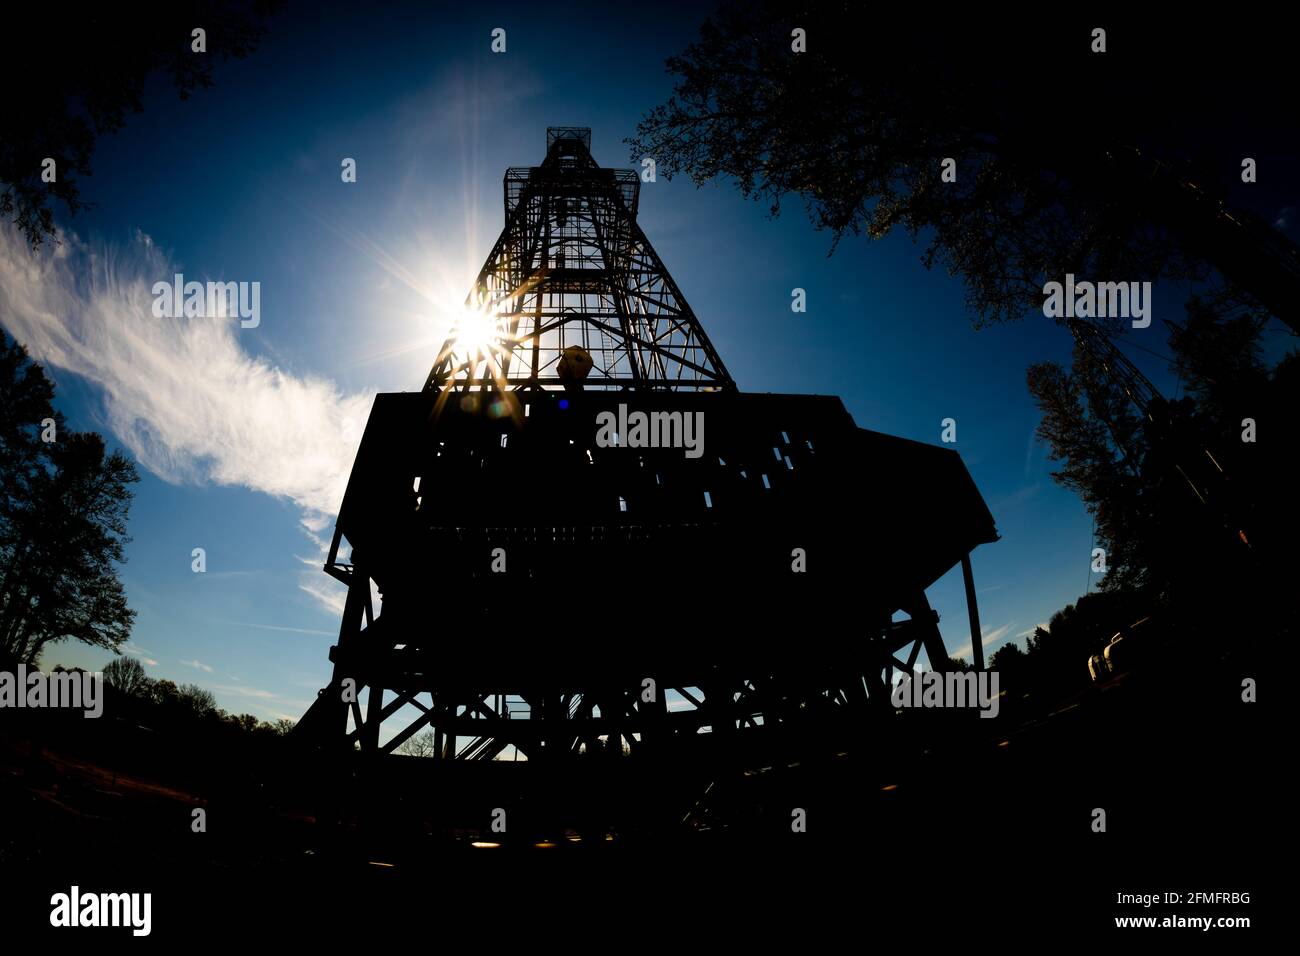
[450,305,502,358]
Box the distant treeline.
[98,655,295,737]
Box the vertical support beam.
[961,553,984,670]
[530,193,549,381]
[320,563,370,739]
[445,699,456,760]
[906,592,950,673]
[708,678,735,742]
[843,671,870,713]
[432,691,445,760]
[640,674,667,756]
[601,688,621,761]
[591,215,644,385]
[362,682,383,753]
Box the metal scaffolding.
[423,128,733,393]
[295,131,998,835]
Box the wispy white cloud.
[1023,425,1040,478]
[295,573,381,623]
[949,621,1016,661]
[179,658,215,673]
[207,683,315,723]
[0,224,375,611]
[122,643,159,667]
[211,684,278,700]
[983,622,1015,643]
[0,225,371,519]
[990,482,1041,512]
[231,621,336,637]
[298,576,348,617]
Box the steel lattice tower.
[425,127,732,394]
[296,130,998,836]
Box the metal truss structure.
[296,131,998,828]
[423,128,732,393]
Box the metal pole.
[960,553,984,670]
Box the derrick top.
[546,127,592,153]
[504,127,640,219]
[427,126,734,394]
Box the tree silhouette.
[987,640,1030,697]
[148,679,181,707]
[103,655,150,697]
[1,1,279,249]
[988,640,1027,673]
[1027,297,1298,616]
[231,713,259,733]
[0,336,61,664]
[396,730,437,758]
[1030,593,1143,695]
[178,683,218,717]
[0,335,138,665]
[629,4,1291,329]
[1026,345,1150,594]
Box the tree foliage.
[0,335,139,665]
[148,679,181,707]
[1033,592,1143,690]
[1,1,279,249]
[103,655,150,696]
[97,655,300,740]
[629,4,1288,328]
[987,595,1149,703]
[396,730,438,758]
[987,639,1026,673]
[1027,298,1299,613]
[178,682,219,717]
[230,713,260,733]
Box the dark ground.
[0,641,1281,944]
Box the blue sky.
[4,2,1293,724]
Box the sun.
[450,304,504,358]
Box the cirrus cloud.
[0,224,376,612]
[0,224,373,524]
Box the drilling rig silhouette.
[295,129,998,834]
